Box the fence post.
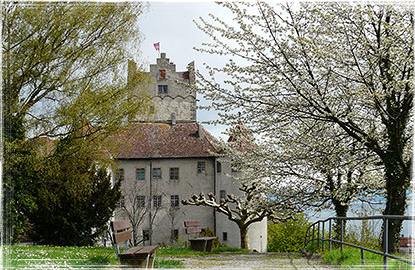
[317,222,320,247]
[340,219,344,255]
[329,219,332,251]
[322,221,325,251]
[383,218,388,270]
[361,248,364,265]
[312,224,315,243]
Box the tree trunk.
[332,200,349,243]
[381,155,409,254]
[239,225,248,249]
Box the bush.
[267,214,310,252]
[200,227,223,248]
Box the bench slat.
[111,220,132,232]
[134,245,158,255]
[184,221,200,227]
[120,246,143,255]
[114,230,132,244]
[186,227,201,234]
[119,245,158,260]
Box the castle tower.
[128,53,196,123]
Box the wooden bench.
[111,220,158,269]
[184,221,216,252]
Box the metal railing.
[304,215,414,269]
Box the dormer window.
[158,85,168,94]
[160,70,166,79]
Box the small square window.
[152,168,162,180]
[171,195,179,208]
[216,162,222,173]
[153,195,162,208]
[223,232,228,241]
[136,168,145,181]
[220,190,226,200]
[143,230,150,241]
[158,85,168,94]
[137,195,145,208]
[197,161,206,174]
[115,168,124,182]
[170,168,179,180]
[171,229,179,241]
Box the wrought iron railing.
[304,215,414,269]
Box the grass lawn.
[2,245,249,268]
[322,247,413,270]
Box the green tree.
[2,2,151,243]
[2,2,150,137]
[28,136,121,246]
[268,214,310,253]
[195,2,412,253]
[2,117,39,243]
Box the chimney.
[197,124,204,139]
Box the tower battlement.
[129,53,196,123]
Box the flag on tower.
[153,42,160,51]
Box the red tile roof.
[115,122,220,159]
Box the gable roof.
[115,122,220,159]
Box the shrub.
[267,214,311,252]
[200,227,223,248]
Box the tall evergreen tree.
[29,137,121,246]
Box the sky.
[138,2,231,140]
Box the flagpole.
[159,42,161,58]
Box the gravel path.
[161,253,341,269]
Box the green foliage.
[200,227,223,248]
[2,1,151,245]
[344,222,381,251]
[2,2,151,137]
[268,214,311,252]
[2,117,39,243]
[304,240,324,254]
[154,258,185,268]
[323,247,410,269]
[28,138,121,246]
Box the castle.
[113,53,267,251]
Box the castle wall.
[116,53,268,251]
[129,52,196,123]
[114,157,216,245]
[215,158,267,252]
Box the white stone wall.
[215,158,268,252]
[114,157,216,245]
[114,157,268,251]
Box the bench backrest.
[184,221,201,238]
[111,220,132,244]
[111,220,132,258]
